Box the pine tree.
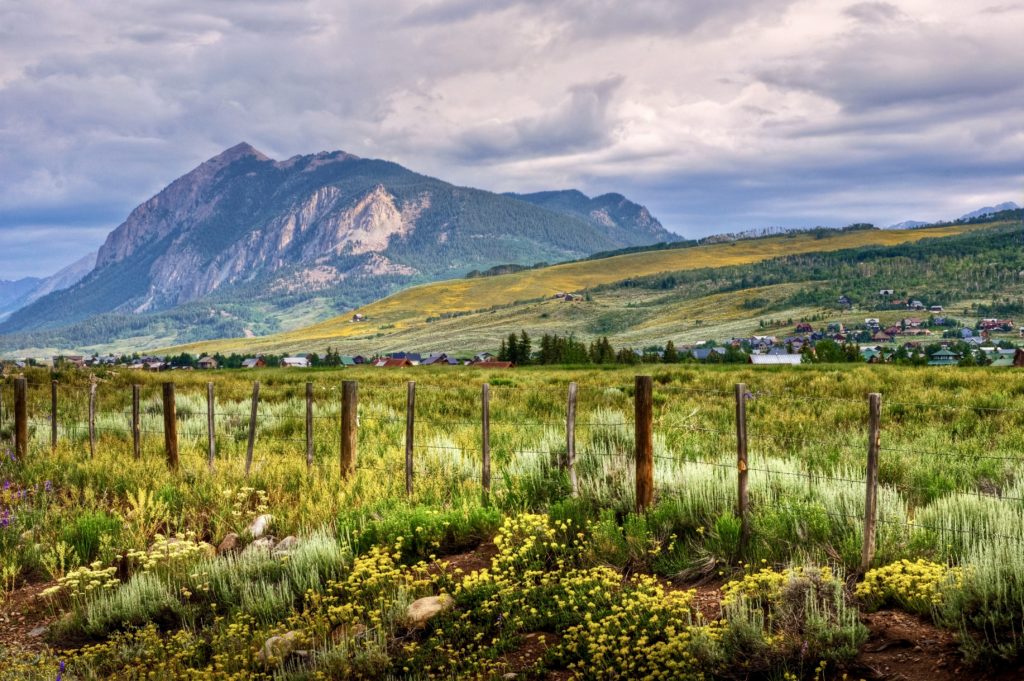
[663,340,679,363]
[518,330,532,365]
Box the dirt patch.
[0,581,57,652]
[849,610,1024,681]
[432,542,498,581]
[661,576,725,622]
[497,632,560,675]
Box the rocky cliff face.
[3,143,674,334]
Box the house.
[474,352,494,363]
[377,358,413,368]
[928,348,960,366]
[961,328,974,339]
[241,358,266,369]
[980,319,1014,332]
[388,352,422,364]
[339,355,356,367]
[864,318,880,327]
[1015,349,1024,367]
[908,300,926,310]
[884,325,902,336]
[422,353,459,366]
[879,289,895,296]
[795,323,814,333]
[282,356,311,368]
[871,332,894,343]
[197,356,219,370]
[352,355,368,365]
[691,347,726,362]
[144,361,167,372]
[54,355,86,368]
[472,360,513,369]
[929,305,944,313]
[749,354,802,366]
[838,295,852,307]
[861,348,883,363]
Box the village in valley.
[7,287,1022,373]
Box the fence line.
[6,372,1024,567]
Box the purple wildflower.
[56,660,65,681]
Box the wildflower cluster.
[127,531,216,576]
[556,576,721,680]
[856,559,965,612]
[720,564,835,608]
[226,486,269,529]
[40,561,119,603]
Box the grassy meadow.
[161,221,994,357]
[3,363,1024,678]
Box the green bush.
[62,511,122,563]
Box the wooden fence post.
[305,382,314,471]
[50,380,58,451]
[340,381,358,478]
[244,381,260,476]
[162,382,178,472]
[567,382,578,497]
[14,377,27,460]
[635,375,654,513]
[481,383,491,504]
[735,383,750,552]
[206,382,216,470]
[88,378,97,459]
[861,392,882,572]
[131,385,141,459]
[405,381,416,496]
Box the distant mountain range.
[0,143,674,349]
[959,202,1020,221]
[0,251,96,321]
[886,202,1021,229]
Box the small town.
[4,292,1022,372]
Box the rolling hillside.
[163,219,1003,356]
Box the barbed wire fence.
[3,370,1024,569]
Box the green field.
[163,221,996,357]
[3,364,1024,678]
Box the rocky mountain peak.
[207,142,271,166]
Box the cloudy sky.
[1,0,1022,278]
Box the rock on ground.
[248,514,273,538]
[217,533,240,554]
[406,594,454,628]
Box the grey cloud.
[453,76,624,162]
[843,2,904,23]
[757,18,1024,111]
[403,0,797,40]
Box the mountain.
[0,251,97,321]
[505,190,668,244]
[885,220,930,230]
[0,143,674,344]
[0,278,42,320]
[960,202,1020,221]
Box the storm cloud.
[0,0,1021,278]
